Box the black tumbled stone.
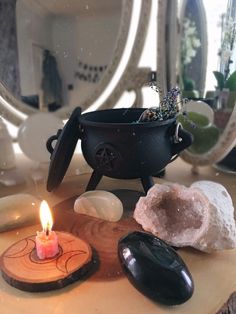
[118,231,194,305]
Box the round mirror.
[167,0,236,167]
[16,0,122,110]
[0,0,151,125]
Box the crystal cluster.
[134,181,236,252]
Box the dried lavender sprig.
[139,86,188,122]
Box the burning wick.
[45,222,50,236]
[36,201,59,260]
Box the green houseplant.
[213,13,236,108]
[213,70,236,108]
[180,17,201,98]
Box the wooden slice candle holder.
[0,231,92,292]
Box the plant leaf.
[178,112,209,127]
[213,71,225,90]
[225,71,236,91]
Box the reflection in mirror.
[178,0,236,168]
[179,0,207,99]
[179,0,236,108]
[0,0,122,112]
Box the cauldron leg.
[141,176,154,194]
[86,170,103,191]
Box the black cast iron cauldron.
[46,107,192,193]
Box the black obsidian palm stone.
[118,231,194,305]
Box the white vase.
[0,118,15,169]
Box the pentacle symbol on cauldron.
[95,144,120,171]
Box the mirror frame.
[157,0,178,99]
[159,0,236,166]
[180,105,236,166]
[156,0,168,99]
[179,0,207,97]
[0,0,152,126]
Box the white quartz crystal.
[74,190,123,222]
[0,194,41,232]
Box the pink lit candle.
[36,201,59,260]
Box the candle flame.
[40,201,53,233]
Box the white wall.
[16,1,52,97]
[51,9,122,107]
[16,0,122,107]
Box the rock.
[0,169,25,186]
[0,194,41,232]
[118,231,194,305]
[74,190,123,222]
[191,181,236,252]
[133,181,236,253]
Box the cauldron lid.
[47,107,81,191]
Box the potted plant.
[212,13,236,109]
[180,17,201,98]
[213,70,236,108]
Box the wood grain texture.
[1,232,93,292]
[53,192,143,281]
[1,156,236,313]
[216,292,236,314]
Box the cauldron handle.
[47,129,62,154]
[46,107,82,156]
[171,123,193,157]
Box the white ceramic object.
[74,190,123,222]
[134,181,236,253]
[0,118,15,169]
[18,113,63,162]
[0,194,41,232]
